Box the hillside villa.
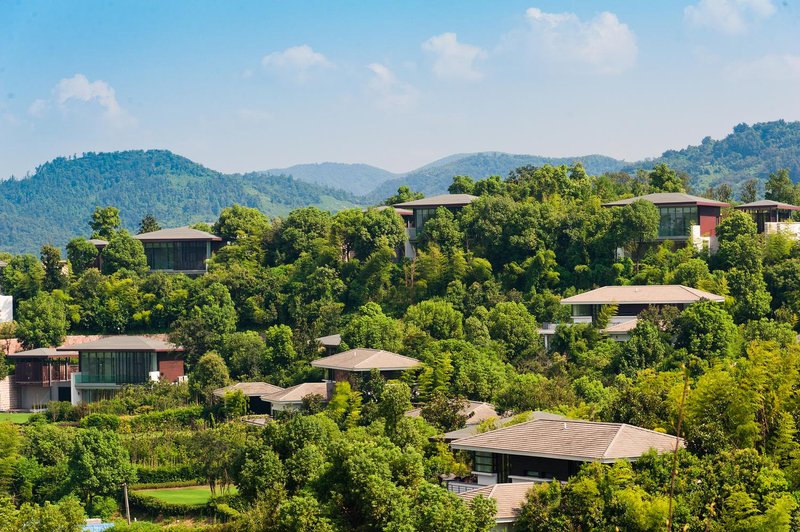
[259,381,336,415]
[393,193,478,258]
[602,192,729,252]
[734,199,800,238]
[212,381,284,414]
[58,336,185,404]
[448,418,682,492]
[311,348,420,384]
[553,284,725,342]
[7,348,77,409]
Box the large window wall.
[143,241,209,271]
[78,351,153,384]
[658,206,697,238]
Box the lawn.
[0,412,31,424]
[134,485,236,506]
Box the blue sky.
[1,0,798,178]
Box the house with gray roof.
[7,347,77,409]
[559,284,725,340]
[134,226,223,274]
[449,418,682,489]
[57,336,184,404]
[311,348,420,384]
[603,192,729,251]
[735,199,800,237]
[393,193,478,258]
[260,381,335,415]
[213,381,285,414]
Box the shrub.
[125,406,205,432]
[134,465,201,484]
[88,495,118,520]
[80,413,121,431]
[45,401,79,422]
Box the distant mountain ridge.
[263,162,399,195]
[0,150,362,253]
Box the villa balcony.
[764,221,800,239]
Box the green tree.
[189,352,231,403]
[213,204,271,241]
[341,303,404,352]
[379,382,412,434]
[137,213,161,234]
[89,206,121,240]
[0,254,45,301]
[615,320,669,376]
[405,299,463,340]
[16,292,68,348]
[353,208,407,259]
[740,178,759,203]
[486,301,541,365]
[448,175,475,195]
[418,207,464,252]
[68,428,136,504]
[191,423,246,496]
[100,230,148,275]
[170,282,238,363]
[384,185,423,206]
[648,163,685,192]
[325,381,362,429]
[675,301,738,362]
[40,245,67,291]
[66,238,99,277]
[220,331,268,380]
[420,393,468,431]
[614,200,660,267]
[765,168,796,204]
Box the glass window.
[473,451,495,473]
[144,241,209,271]
[658,206,697,238]
[81,351,152,384]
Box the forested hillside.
[3,161,800,529]
[0,150,362,253]
[368,152,627,201]
[631,120,800,194]
[263,162,399,195]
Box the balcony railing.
[74,374,148,385]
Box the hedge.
[128,490,238,521]
[122,406,205,432]
[134,464,201,484]
[130,480,199,490]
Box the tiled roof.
[439,411,565,442]
[451,419,682,462]
[735,199,800,210]
[394,193,478,208]
[88,238,109,246]
[459,483,535,522]
[133,226,222,242]
[560,285,724,305]
[407,401,499,425]
[603,318,639,334]
[213,382,284,398]
[260,381,335,403]
[7,347,77,358]
[315,334,342,347]
[311,348,420,371]
[57,336,181,352]
[602,192,729,208]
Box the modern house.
[7,348,77,409]
[259,381,335,415]
[449,419,682,490]
[393,193,478,258]
[134,226,223,274]
[735,200,800,237]
[440,411,565,445]
[311,348,420,384]
[459,482,535,531]
[212,381,284,415]
[559,284,725,340]
[58,336,185,404]
[603,192,729,251]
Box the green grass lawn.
[0,412,31,424]
[135,485,237,506]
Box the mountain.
[0,150,363,253]
[631,120,800,193]
[367,152,628,201]
[263,162,398,195]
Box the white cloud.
[261,45,333,81]
[29,74,134,126]
[366,63,419,111]
[726,53,800,80]
[684,0,775,34]
[520,8,638,74]
[422,32,486,81]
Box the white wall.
[0,296,12,323]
